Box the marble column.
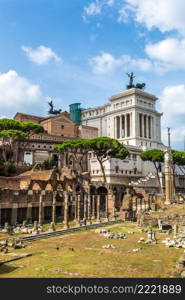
[11,203,18,225]
[146,116,150,139]
[28,190,33,201]
[137,198,142,212]
[74,195,77,221]
[96,195,100,223]
[26,203,33,223]
[114,117,117,139]
[63,192,69,229]
[77,194,81,226]
[164,150,175,205]
[112,193,116,220]
[58,154,61,169]
[92,195,96,219]
[105,195,109,221]
[152,117,154,140]
[83,194,87,225]
[145,200,149,211]
[127,113,131,137]
[38,190,45,226]
[52,191,57,224]
[69,195,73,220]
[117,116,120,139]
[130,113,132,138]
[27,190,33,222]
[125,114,128,137]
[120,115,122,138]
[145,115,149,139]
[87,194,92,225]
[142,114,144,139]
[132,196,137,213]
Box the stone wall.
[138,213,185,227]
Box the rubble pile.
[95,229,127,239]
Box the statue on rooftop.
[126,72,146,90]
[126,72,135,88]
[48,99,62,115]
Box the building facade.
[81,88,163,149]
[80,88,165,184]
[13,112,98,165]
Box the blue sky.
[0,0,185,149]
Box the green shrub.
[43,157,57,170]
[7,161,16,175]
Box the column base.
[64,224,69,229]
[83,219,87,226]
[86,220,92,225]
[164,200,171,205]
[76,220,81,227]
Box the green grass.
[0,222,183,278]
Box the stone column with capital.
[77,194,81,226]
[164,150,175,205]
[74,195,77,221]
[63,192,69,229]
[125,114,128,137]
[146,115,149,139]
[105,195,109,221]
[52,191,57,224]
[83,194,87,225]
[96,195,101,223]
[117,116,120,139]
[111,193,116,220]
[26,203,33,223]
[11,203,18,225]
[151,117,154,139]
[38,190,45,226]
[114,117,117,139]
[130,113,132,138]
[27,190,33,223]
[92,195,96,219]
[87,194,92,225]
[142,114,145,139]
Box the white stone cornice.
[109,88,158,102]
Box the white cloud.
[117,6,129,23]
[0,70,43,115]
[22,45,62,65]
[89,52,152,73]
[125,0,185,35]
[89,52,121,73]
[83,0,116,21]
[122,55,152,72]
[83,0,185,36]
[160,84,185,145]
[160,84,185,116]
[107,0,115,7]
[83,0,102,19]
[145,38,185,71]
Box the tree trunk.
[154,162,163,194]
[97,157,106,183]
